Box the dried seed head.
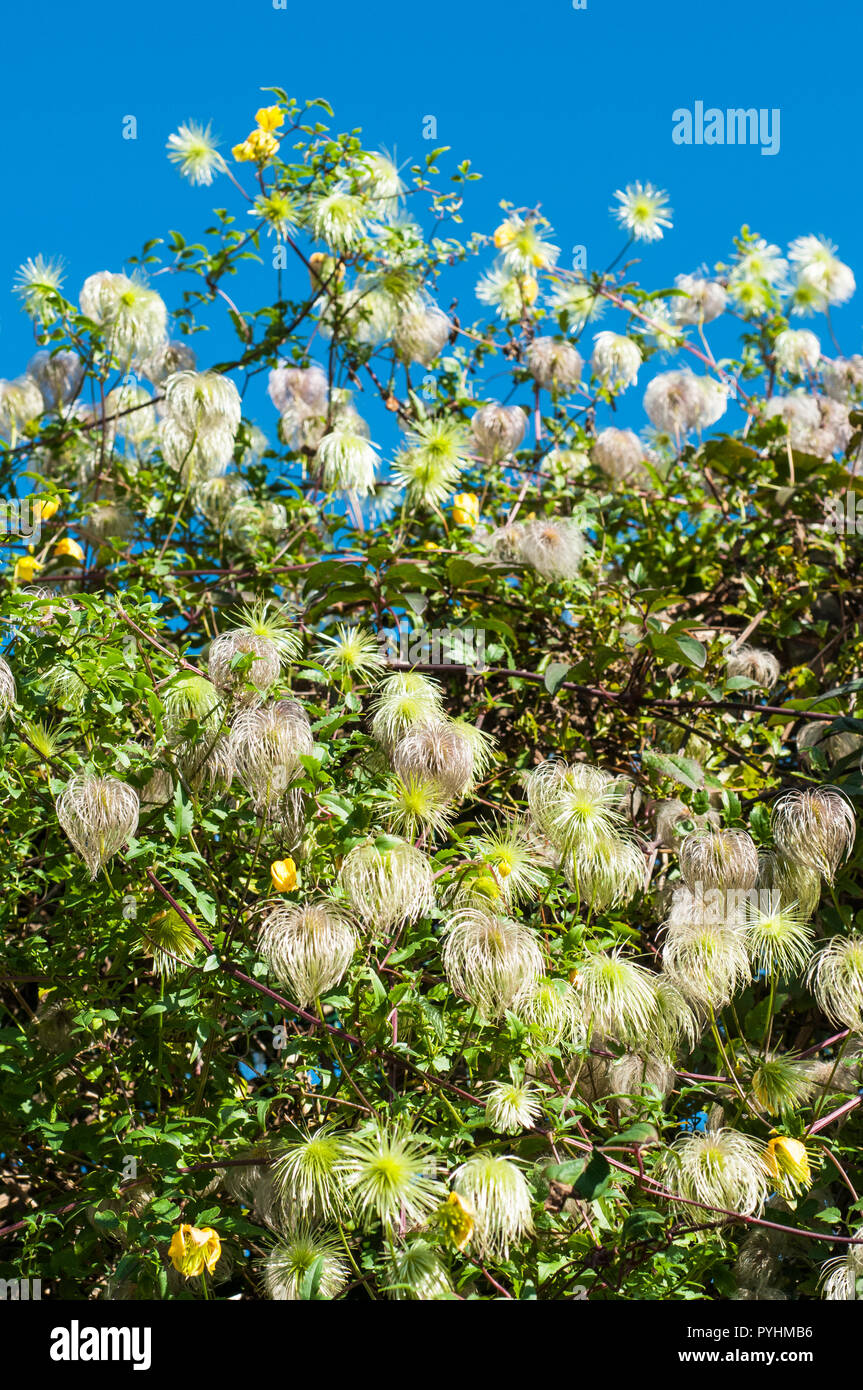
[660,1127,769,1218]
[470,403,526,462]
[369,671,446,754]
[526,336,583,393]
[679,827,759,892]
[526,761,624,858]
[514,517,585,580]
[745,901,814,978]
[806,934,863,1029]
[258,899,356,1007]
[0,656,15,722]
[565,829,645,912]
[272,1122,346,1221]
[228,699,313,814]
[451,1154,533,1262]
[384,1238,453,1301]
[442,908,543,1021]
[576,949,660,1047]
[139,907,199,978]
[725,644,781,690]
[339,1123,444,1231]
[56,772,140,878]
[261,1227,349,1301]
[756,850,822,921]
[591,426,647,483]
[771,787,856,881]
[338,836,434,931]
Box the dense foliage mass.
[2,91,863,1302]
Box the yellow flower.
[33,497,59,524]
[168,1224,222,1278]
[452,492,479,527]
[520,275,539,305]
[234,128,279,163]
[14,554,43,583]
[496,858,513,879]
[493,222,516,249]
[54,538,85,563]
[765,1136,812,1197]
[255,105,285,133]
[434,1192,474,1251]
[270,857,297,892]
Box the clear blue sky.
[2,0,861,376]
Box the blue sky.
[1,0,861,388]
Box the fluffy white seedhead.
[0,657,16,723]
[661,887,751,1011]
[259,899,357,1008]
[526,761,624,858]
[262,1228,349,1301]
[822,355,863,403]
[470,820,552,909]
[272,1123,346,1221]
[819,1243,863,1301]
[79,271,167,367]
[591,332,642,390]
[471,403,526,462]
[673,274,727,325]
[314,429,379,497]
[565,829,645,912]
[442,909,542,1021]
[777,327,822,378]
[391,718,493,800]
[485,1078,543,1135]
[643,369,726,438]
[591,426,646,483]
[384,1239,454,1301]
[268,364,329,415]
[725,644,781,690]
[228,699,313,814]
[338,837,434,932]
[515,977,583,1052]
[660,1128,769,1217]
[369,671,446,754]
[0,376,43,435]
[208,607,298,701]
[56,773,140,878]
[576,949,660,1047]
[392,418,470,509]
[756,850,821,921]
[679,828,759,892]
[526,336,583,392]
[339,1123,444,1231]
[451,1155,534,1261]
[393,298,451,366]
[26,349,85,409]
[139,339,196,386]
[745,901,813,978]
[806,934,863,1029]
[771,787,856,881]
[515,517,585,580]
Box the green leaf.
[544,662,571,696]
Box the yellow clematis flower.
[270,857,297,892]
[168,1224,222,1279]
[452,492,479,528]
[54,538,85,563]
[434,1192,474,1251]
[255,105,285,133]
[765,1136,812,1197]
[14,554,43,583]
[33,497,59,524]
[233,129,279,163]
[520,274,539,305]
